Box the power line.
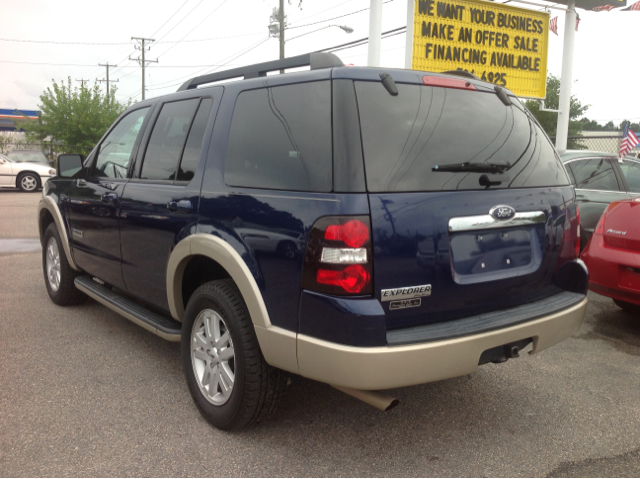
[149,0,191,38]
[286,0,358,27]
[0,32,265,45]
[287,0,395,29]
[315,26,406,53]
[0,60,247,68]
[146,36,271,92]
[0,38,131,45]
[154,0,228,59]
[155,0,207,43]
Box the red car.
[581,198,640,312]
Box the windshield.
[355,81,569,192]
[7,151,48,164]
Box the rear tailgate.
[354,74,577,330]
[370,187,576,329]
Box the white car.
[0,153,55,192]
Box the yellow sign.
[410,0,549,99]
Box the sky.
[1,0,638,127]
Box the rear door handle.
[167,199,192,214]
[101,192,118,205]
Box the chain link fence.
[560,134,640,157]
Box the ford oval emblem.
[489,205,516,221]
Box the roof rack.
[177,52,344,92]
[442,70,482,81]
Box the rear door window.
[618,160,640,193]
[355,82,569,192]
[224,81,332,192]
[140,99,200,181]
[177,98,213,182]
[566,158,620,191]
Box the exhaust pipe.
[332,385,400,411]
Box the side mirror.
[57,154,84,178]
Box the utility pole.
[75,79,90,88]
[130,37,158,101]
[268,2,287,72]
[97,63,119,98]
[279,0,285,61]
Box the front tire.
[42,223,86,305]
[18,172,40,192]
[182,279,285,430]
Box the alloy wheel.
[46,237,61,292]
[191,309,235,406]
[20,175,38,191]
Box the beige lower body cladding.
[295,298,588,391]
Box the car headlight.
[48,169,55,175]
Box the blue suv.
[39,53,588,430]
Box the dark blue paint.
[369,187,577,330]
[65,178,128,290]
[298,291,386,346]
[196,191,370,333]
[119,182,200,310]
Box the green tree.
[17,77,128,156]
[524,74,589,149]
[619,120,640,132]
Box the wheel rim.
[21,175,37,191]
[46,237,61,292]
[191,309,235,406]
[284,244,295,259]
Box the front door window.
[94,107,149,178]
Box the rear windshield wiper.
[432,162,511,174]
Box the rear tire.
[42,223,86,305]
[182,279,286,430]
[18,172,40,192]
[613,299,640,314]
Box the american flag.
[550,17,558,35]
[619,122,640,158]
[575,15,581,31]
[592,4,616,10]
[622,1,640,10]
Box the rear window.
[355,81,569,192]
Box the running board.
[74,276,182,342]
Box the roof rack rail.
[177,52,344,92]
[442,70,482,81]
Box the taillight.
[324,220,369,248]
[317,265,370,293]
[594,215,604,235]
[302,216,373,295]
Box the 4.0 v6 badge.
[381,284,431,302]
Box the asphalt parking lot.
[1,189,639,477]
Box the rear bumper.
[295,297,587,390]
